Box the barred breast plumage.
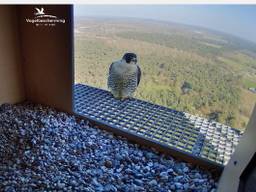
[108,60,140,100]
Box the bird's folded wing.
[137,65,141,86]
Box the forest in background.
[75,17,256,130]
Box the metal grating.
[74,84,242,166]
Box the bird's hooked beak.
[131,58,137,63]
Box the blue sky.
[75,5,256,43]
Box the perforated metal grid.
[74,84,242,165]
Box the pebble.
[148,179,157,186]
[167,168,174,173]
[159,172,169,181]
[134,179,144,186]
[194,172,202,178]
[174,175,183,182]
[125,168,133,175]
[183,167,189,173]
[70,180,78,187]
[0,103,218,191]
[183,183,189,190]
[175,182,183,190]
[104,184,117,192]
[57,182,66,189]
[104,160,113,168]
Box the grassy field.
[75,17,256,130]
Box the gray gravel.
[0,103,218,191]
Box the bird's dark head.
[122,53,137,64]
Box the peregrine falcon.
[108,53,141,100]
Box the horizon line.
[74,15,256,45]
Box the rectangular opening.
[73,5,255,167]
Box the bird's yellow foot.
[121,96,132,101]
[113,95,123,100]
